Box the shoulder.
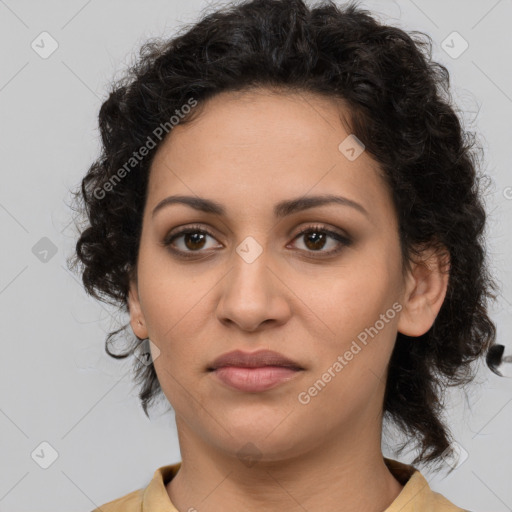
[384,458,468,512]
[89,463,181,511]
[91,487,144,511]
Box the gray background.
[0,0,511,510]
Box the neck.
[166,416,404,512]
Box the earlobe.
[128,279,148,340]
[397,245,450,337]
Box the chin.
[212,421,307,462]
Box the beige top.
[93,457,470,511]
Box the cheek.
[296,264,400,420]
[307,255,401,363]
[135,252,204,390]
[137,241,207,334]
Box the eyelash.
[162,223,352,259]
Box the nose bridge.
[217,236,288,330]
[228,237,272,305]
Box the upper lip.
[208,349,304,371]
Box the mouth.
[207,349,304,393]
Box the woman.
[70,0,506,510]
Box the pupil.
[185,232,206,250]
[305,232,325,250]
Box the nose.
[215,247,292,332]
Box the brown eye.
[290,225,352,257]
[162,223,352,259]
[162,225,221,257]
[181,231,208,251]
[303,231,328,251]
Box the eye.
[162,223,352,259]
[162,224,220,257]
[288,224,352,257]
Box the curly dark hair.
[68,0,507,471]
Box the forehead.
[146,89,394,225]
[158,88,355,158]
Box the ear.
[397,244,450,337]
[128,277,149,340]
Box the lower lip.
[211,366,302,392]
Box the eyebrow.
[152,194,369,219]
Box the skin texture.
[128,89,450,512]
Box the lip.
[207,349,304,393]
[208,349,303,371]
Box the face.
[128,88,444,462]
